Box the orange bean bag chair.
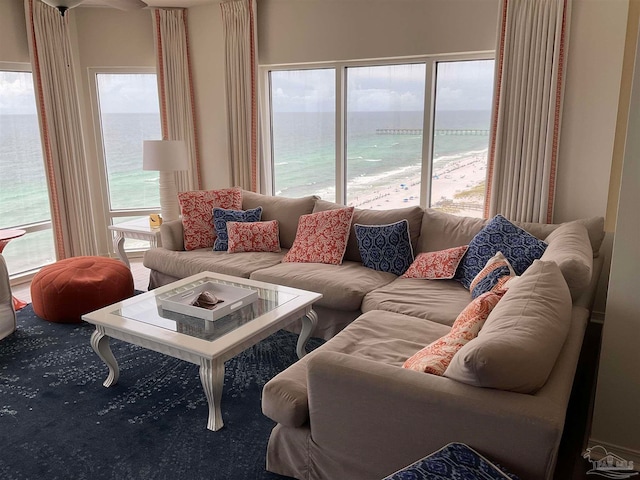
[31,256,134,323]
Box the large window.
[265,56,494,217]
[270,69,335,200]
[92,70,162,250]
[0,67,55,276]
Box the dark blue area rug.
[0,305,321,480]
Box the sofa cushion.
[402,246,468,280]
[541,222,593,300]
[417,209,487,254]
[403,291,503,375]
[241,191,317,249]
[354,220,414,276]
[455,214,548,289]
[361,277,471,327]
[178,187,242,250]
[469,251,515,299]
[283,207,355,265]
[445,260,572,393]
[227,220,281,254]
[262,309,451,428]
[313,199,423,263]
[143,247,286,279]
[213,206,263,251]
[250,261,396,311]
[516,217,605,257]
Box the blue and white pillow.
[213,206,262,251]
[455,214,547,289]
[354,220,414,276]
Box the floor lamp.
[143,140,189,222]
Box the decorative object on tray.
[192,291,222,309]
[160,282,258,321]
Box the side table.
[108,218,162,269]
[0,229,28,311]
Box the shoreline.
[350,149,487,217]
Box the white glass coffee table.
[82,271,322,431]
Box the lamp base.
[159,171,180,222]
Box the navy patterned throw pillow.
[455,214,547,289]
[212,206,263,251]
[354,220,414,276]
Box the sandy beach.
[350,149,487,218]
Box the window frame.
[0,61,55,277]
[259,52,494,209]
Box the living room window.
[0,65,56,276]
[263,55,494,217]
[90,69,162,250]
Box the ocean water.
[272,109,491,201]
[0,110,490,273]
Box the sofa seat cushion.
[250,261,396,311]
[262,309,451,428]
[361,277,471,327]
[143,247,286,279]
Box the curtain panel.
[152,8,201,193]
[484,0,571,223]
[221,0,259,192]
[24,0,97,259]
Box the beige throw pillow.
[541,221,593,300]
[444,260,572,394]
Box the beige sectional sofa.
[142,190,604,480]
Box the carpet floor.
[0,305,321,480]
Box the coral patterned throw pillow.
[227,220,281,253]
[402,245,469,280]
[283,207,355,265]
[178,187,242,250]
[403,291,504,375]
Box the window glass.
[431,60,494,217]
[0,70,55,274]
[96,73,162,211]
[266,58,494,215]
[346,64,425,209]
[270,69,336,201]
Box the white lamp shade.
[143,140,189,172]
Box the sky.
[271,59,495,113]
[0,71,160,115]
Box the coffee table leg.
[90,327,119,387]
[199,357,225,431]
[297,309,318,359]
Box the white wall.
[590,17,640,463]
[188,2,231,189]
[0,0,29,64]
[556,0,627,223]
[258,0,499,64]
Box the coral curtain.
[24,0,97,259]
[484,0,571,223]
[220,0,259,192]
[152,8,201,193]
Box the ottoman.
[31,256,134,323]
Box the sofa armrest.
[160,220,184,251]
[306,351,566,480]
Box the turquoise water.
[0,110,490,274]
[272,110,491,200]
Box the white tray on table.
[159,281,258,321]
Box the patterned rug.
[0,305,321,480]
